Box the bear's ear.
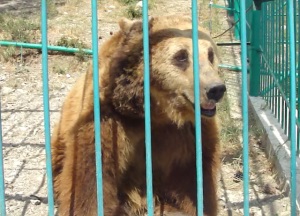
[118,17,154,35]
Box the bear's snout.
[206,83,226,102]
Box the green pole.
[41,0,55,215]
[0,101,6,216]
[240,0,250,214]
[219,64,242,71]
[286,0,297,214]
[249,7,261,96]
[234,0,240,39]
[0,41,93,54]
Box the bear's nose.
[206,83,226,102]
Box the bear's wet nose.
[206,83,226,102]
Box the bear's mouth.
[201,106,216,117]
[182,93,217,117]
[201,102,216,117]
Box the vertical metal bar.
[240,0,249,215]
[278,1,282,125]
[274,0,279,119]
[0,101,6,216]
[91,0,104,215]
[265,4,270,104]
[234,0,240,39]
[41,0,55,215]
[287,1,297,215]
[249,5,261,97]
[191,0,203,215]
[261,4,266,97]
[271,2,275,114]
[276,0,280,122]
[267,4,271,108]
[284,3,289,136]
[278,1,286,128]
[295,0,300,156]
[142,1,154,215]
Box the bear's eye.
[208,47,214,64]
[174,49,188,62]
[172,49,189,70]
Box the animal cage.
[0,0,299,215]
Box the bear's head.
[100,15,226,127]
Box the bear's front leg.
[202,158,219,216]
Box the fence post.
[249,2,261,96]
[234,0,240,39]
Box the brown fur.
[52,15,224,216]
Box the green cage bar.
[0,101,6,216]
[297,0,300,155]
[0,0,299,215]
[284,2,289,136]
[192,0,204,215]
[280,1,286,132]
[0,41,93,54]
[41,0,55,215]
[287,0,297,215]
[274,2,281,121]
[91,0,104,215]
[249,2,261,96]
[261,3,265,98]
[142,0,154,215]
[240,0,250,215]
[254,0,299,214]
[270,2,275,114]
[234,0,241,39]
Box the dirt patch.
[0,0,291,215]
[0,0,40,15]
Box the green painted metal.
[240,0,250,215]
[41,0,55,215]
[247,0,300,213]
[296,0,300,156]
[284,1,289,136]
[218,64,242,71]
[142,0,154,215]
[0,0,298,216]
[274,0,279,119]
[234,0,241,39]
[191,0,204,215]
[0,41,93,54]
[210,4,236,11]
[249,8,261,96]
[286,0,297,214]
[270,2,275,114]
[0,101,6,216]
[91,0,104,215]
[249,0,299,213]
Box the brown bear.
[51,15,226,216]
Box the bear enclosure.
[0,0,299,215]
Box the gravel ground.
[0,0,292,215]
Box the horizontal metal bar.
[216,42,251,46]
[274,41,299,43]
[1,41,246,73]
[0,41,93,54]
[210,4,237,12]
[219,64,242,71]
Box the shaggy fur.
[51,15,225,216]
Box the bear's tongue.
[201,103,216,110]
